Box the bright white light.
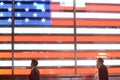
[15,27,74,34]
[86,0,120,4]
[0,13,3,17]
[14,60,74,67]
[77,44,120,50]
[33,2,37,6]
[52,12,73,18]
[77,28,120,35]
[77,59,120,66]
[14,44,74,50]
[42,8,45,12]
[0,2,4,6]
[25,8,29,12]
[0,28,11,34]
[8,18,12,22]
[0,44,11,50]
[17,13,21,17]
[0,60,12,67]
[51,0,120,4]
[76,12,120,19]
[8,7,12,11]
[17,2,21,6]
[41,18,46,22]
[25,18,29,22]
[1,59,120,67]
[33,13,38,17]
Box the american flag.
[0,0,120,76]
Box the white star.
[33,13,38,17]
[17,13,21,17]
[25,18,29,22]
[0,13,3,17]
[42,8,45,12]
[17,2,21,6]
[8,7,12,11]
[41,18,46,23]
[25,8,29,12]
[0,2,4,6]
[33,2,37,6]
[8,18,12,22]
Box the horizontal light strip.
[86,0,120,4]
[77,51,120,58]
[77,44,120,50]
[51,3,120,11]
[77,36,120,42]
[77,28,120,34]
[14,44,74,50]
[0,28,11,34]
[0,59,120,67]
[0,51,74,59]
[0,36,11,42]
[1,51,120,59]
[0,44,11,50]
[0,60,75,67]
[51,12,73,18]
[0,68,75,75]
[85,4,120,12]
[1,68,120,75]
[52,19,74,26]
[76,19,120,26]
[77,60,120,66]
[14,36,74,42]
[77,68,120,74]
[76,12,120,19]
[15,28,74,34]
[51,0,120,4]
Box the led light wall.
[0,0,120,76]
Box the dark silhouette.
[95,58,109,80]
[28,59,40,80]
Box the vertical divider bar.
[12,0,15,80]
[73,0,77,75]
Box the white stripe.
[14,60,75,67]
[0,44,11,50]
[77,59,120,66]
[77,28,120,34]
[86,0,120,4]
[76,12,120,19]
[15,27,74,34]
[51,12,73,18]
[14,44,74,50]
[51,0,120,4]
[0,28,11,34]
[0,59,120,67]
[77,44,120,50]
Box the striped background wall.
[0,0,120,76]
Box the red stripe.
[14,35,74,42]
[76,19,120,26]
[1,51,120,59]
[77,36,120,42]
[1,68,120,75]
[0,36,11,42]
[52,19,74,26]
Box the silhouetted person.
[95,58,109,80]
[29,59,40,80]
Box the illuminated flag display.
[0,0,120,76]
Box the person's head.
[31,59,38,67]
[96,58,104,68]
